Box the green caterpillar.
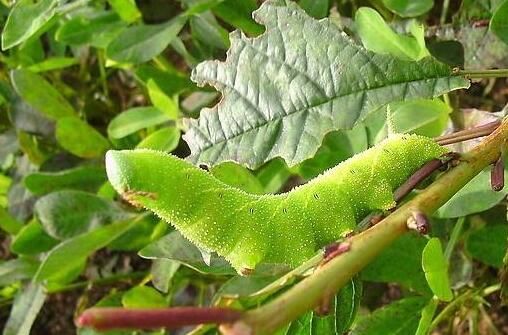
[106,134,446,273]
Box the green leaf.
[23,166,107,195]
[0,207,23,234]
[436,169,508,218]
[135,64,195,96]
[211,162,265,194]
[382,0,434,17]
[335,278,363,334]
[3,282,46,335]
[387,98,451,137]
[296,126,368,180]
[0,258,39,286]
[255,159,291,194]
[213,0,264,35]
[56,117,110,158]
[432,25,508,70]
[181,0,223,16]
[362,234,430,294]
[139,231,236,275]
[190,13,230,50]
[56,11,126,48]
[184,1,468,169]
[34,190,130,240]
[106,15,187,64]
[108,216,163,251]
[122,286,167,308]
[355,7,429,61]
[26,57,78,72]
[286,278,362,334]
[427,40,465,68]
[351,296,428,335]
[1,0,58,50]
[107,0,141,23]
[490,0,508,45]
[298,0,329,18]
[34,218,141,282]
[107,106,170,139]
[466,224,508,268]
[10,69,76,120]
[422,238,453,301]
[136,127,180,152]
[415,298,438,335]
[151,259,180,293]
[147,80,179,119]
[11,220,59,255]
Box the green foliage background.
[0,0,507,334]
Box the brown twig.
[76,307,243,331]
[393,158,446,202]
[435,120,501,145]
[491,156,505,191]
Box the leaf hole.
[313,193,320,200]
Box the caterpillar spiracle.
[105,134,447,273]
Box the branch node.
[313,293,332,316]
[220,321,254,335]
[406,211,430,235]
[491,155,505,192]
[322,241,351,265]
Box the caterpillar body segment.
[105,134,447,273]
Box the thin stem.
[47,271,147,294]
[97,50,109,98]
[458,69,508,79]
[482,284,501,296]
[440,0,450,24]
[444,217,465,261]
[237,118,508,335]
[393,158,445,202]
[430,290,475,330]
[435,121,501,146]
[77,307,243,331]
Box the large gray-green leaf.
[184,0,469,169]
